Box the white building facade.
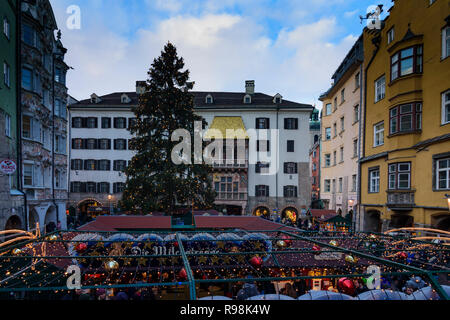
[68,81,313,222]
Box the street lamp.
[108,194,113,215]
[348,199,355,232]
[445,194,450,211]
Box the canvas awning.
[204,116,249,139]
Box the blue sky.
[50,0,393,107]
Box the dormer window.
[205,94,213,104]
[121,94,131,104]
[244,94,252,104]
[90,93,102,104]
[273,93,282,104]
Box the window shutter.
[107,139,111,149]
[113,118,117,128]
[70,182,73,193]
[114,139,117,150]
[284,163,287,174]
[113,183,117,194]
[266,185,269,196]
[82,139,87,149]
[295,163,298,174]
[255,162,260,173]
[83,160,88,170]
[266,141,270,152]
[107,160,111,171]
[80,182,86,193]
[266,118,270,129]
[70,160,74,170]
[284,118,287,129]
[81,118,87,128]
[96,183,100,193]
[295,118,298,129]
[71,139,75,149]
[295,186,298,197]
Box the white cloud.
[344,9,359,18]
[60,12,356,107]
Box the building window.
[387,27,395,44]
[98,160,110,171]
[325,103,332,116]
[338,178,343,193]
[436,157,450,190]
[22,116,32,139]
[334,97,337,111]
[114,117,127,129]
[324,179,331,192]
[369,168,380,193]
[114,160,127,171]
[388,162,411,190]
[332,179,336,194]
[244,95,251,104]
[284,118,298,130]
[114,183,125,194]
[340,147,344,163]
[3,62,10,87]
[333,123,337,137]
[389,103,422,134]
[354,105,359,123]
[24,164,33,186]
[340,117,345,132]
[312,163,317,171]
[99,139,111,150]
[55,135,66,154]
[256,118,270,129]
[355,72,360,89]
[284,186,298,197]
[375,75,385,102]
[23,24,35,46]
[341,89,345,103]
[287,140,294,152]
[129,118,137,129]
[391,45,423,81]
[114,139,127,150]
[55,67,65,84]
[3,17,10,39]
[86,139,97,150]
[71,159,83,170]
[5,114,11,137]
[101,117,111,128]
[72,138,83,150]
[374,122,384,147]
[325,127,331,140]
[324,154,331,167]
[352,174,357,192]
[86,117,98,128]
[98,182,110,194]
[55,170,61,189]
[442,90,450,125]
[256,140,270,152]
[353,139,358,158]
[255,185,269,197]
[442,26,450,59]
[22,67,33,90]
[72,117,82,128]
[284,162,298,174]
[84,160,96,171]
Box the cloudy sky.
[50,0,392,107]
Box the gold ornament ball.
[329,240,338,247]
[48,235,58,241]
[105,260,119,271]
[345,255,357,264]
[276,240,287,248]
[12,248,22,256]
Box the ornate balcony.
[386,190,415,208]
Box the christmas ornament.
[48,235,58,241]
[338,277,355,295]
[178,268,187,280]
[345,255,357,264]
[105,260,119,271]
[75,243,87,253]
[12,248,22,256]
[276,240,287,248]
[281,235,292,246]
[249,256,263,268]
[312,245,321,254]
[329,240,338,247]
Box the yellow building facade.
[360,0,450,232]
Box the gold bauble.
[105,260,119,271]
[12,248,22,256]
[329,240,338,247]
[48,235,58,241]
[276,240,287,248]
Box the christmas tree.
[120,42,216,214]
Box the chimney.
[136,81,146,95]
[245,80,255,94]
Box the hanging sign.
[0,159,17,175]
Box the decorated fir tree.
[120,42,216,214]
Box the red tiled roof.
[78,215,297,232]
[78,215,171,231]
[194,216,297,232]
[309,209,338,220]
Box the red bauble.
[178,268,187,280]
[173,241,179,248]
[312,245,321,254]
[397,251,407,259]
[281,235,292,246]
[338,277,355,295]
[75,243,87,253]
[249,256,263,268]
